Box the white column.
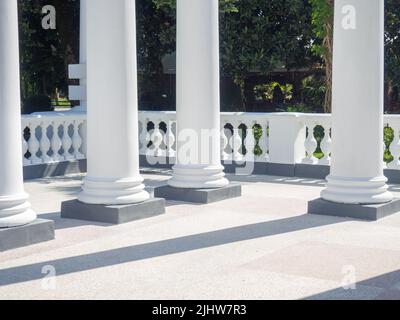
[169,0,228,189]
[78,0,149,204]
[0,0,36,227]
[321,0,393,204]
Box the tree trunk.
[323,7,333,114]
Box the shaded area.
[38,212,109,231]
[0,214,344,287]
[305,269,400,300]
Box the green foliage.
[18,0,79,104]
[253,82,293,102]
[308,0,333,57]
[385,0,400,89]
[220,0,315,85]
[152,0,316,109]
[301,75,326,108]
[308,0,334,113]
[286,103,313,113]
[136,0,175,92]
[18,0,400,114]
[385,126,395,163]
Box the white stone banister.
[298,114,332,165]
[21,112,86,166]
[138,111,176,164]
[18,111,400,172]
[220,112,271,163]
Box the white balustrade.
[21,112,86,166]
[17,111,400,172]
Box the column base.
[0,219,55,252]
[78,177,150,205]
[168,165,229,189]
[154,184,241,204]
[308,198,400,221]
[321,175,393,204]
[61,198,166,224]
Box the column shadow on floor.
[38,212,110,230]
[0,213,347,287]
[226,174,326,188]
[304,269,400,300]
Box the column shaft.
[0,0,36,227]
[321,0,393,204]
[169,0,228,189]
[79,0,149,205]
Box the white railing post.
[319,120,332,165]
[268,113,306,166]
[28,121,42,165]
[72,118,85,159]
[39,120,51,163]
[165,117,176,160]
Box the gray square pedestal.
[154,184,242,204]
[61,198,166,224]
[308,198,400,221]
[0,219,55,252]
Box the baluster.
[39,122,51,163]
[220,122,229,161]
[302,121,318,164]
[164,120,176,159]
[138,120,145,154]
[72,119,84,159]
[244,122,256,162]
[383,138,388,169]
[150,120,164,157]
[319,123,332,165]
[159,121,168,158]
[229,121,243,162]
[62,120,74,160]
[51,120,62,162]
[257,120,269,162]
[22,133,31,166]
[28,121,41,164]
[139,119,149,155]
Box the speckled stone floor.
[1,170,400,300]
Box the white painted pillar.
[321,0,393,204]
[0,0,36,227]
[78,0,149,205]
[169,0,228,189]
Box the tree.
[152,0,316,110]
[220,0,315,109]
[18,0,79,103]
[136,0,176,105]
[309,0,334,113]
[385,0,400,111]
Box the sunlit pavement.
[1,170,400,300]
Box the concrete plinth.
[154,184,241,204]
[0,219,55,252]
[308,198,400,221]
[61,198,166,224]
